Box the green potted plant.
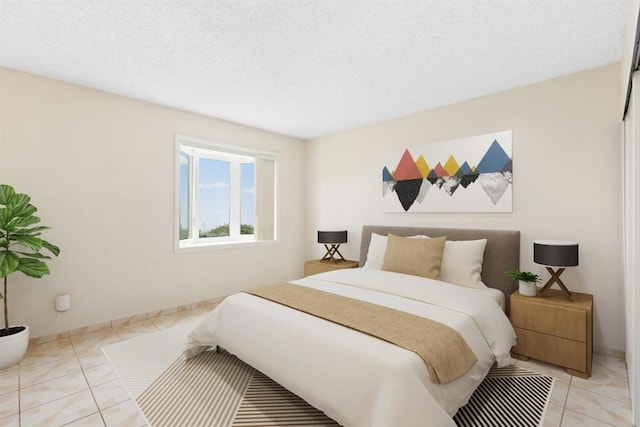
[0,184,60,368]
[505,270,541,297]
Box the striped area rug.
[135,349,338,427]
[105,331,554,427]
[137,351,254,426]
[233,371,339,426]
[453,365,555,427]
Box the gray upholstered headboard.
[359,225,520,314]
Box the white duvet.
[184,268,516,427]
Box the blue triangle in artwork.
[476,140,511,173]
[457,161,473,175]
[382,166,394,182]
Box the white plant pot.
[0,325,29,369]
[519,281,538,297]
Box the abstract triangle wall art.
[383,130,512,212]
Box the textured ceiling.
[0,1,626,139]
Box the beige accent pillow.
[363,233,428,270]
[382,234,446,279]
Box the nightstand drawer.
[512,327,587,372]
[511,299,586,342]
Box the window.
[176,135,277,251]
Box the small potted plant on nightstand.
[505,270,541,297]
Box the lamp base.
[320,244,345,262]
[538,267,573,301]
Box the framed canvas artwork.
[383,130,512,212]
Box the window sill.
[176,239,278,253]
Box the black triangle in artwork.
[394,179,423,211]
[461,173,479,188]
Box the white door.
[624,71,640,427]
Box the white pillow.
[439,239,488,289]
[362,233,488,289]
[362,233,387,269]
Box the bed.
[184,225,520,427]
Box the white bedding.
[184,268,516,427]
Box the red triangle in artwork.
[433,162,448,177]
[394,150,423,180]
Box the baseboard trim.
[594,344,625,360]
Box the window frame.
[174,134,279,253]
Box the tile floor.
[0,308,634,427]
[0,305,213,427]
[519,355,633,427]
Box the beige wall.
[0,67,306,338]
[306,64,624,354]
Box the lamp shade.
[317,230,347,244]
[534,240,579,267]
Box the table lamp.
[533,240,579,300]
[318,230,347,262]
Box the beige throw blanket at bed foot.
[246,282,478,384]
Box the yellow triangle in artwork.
[443,155,460,176]
[415,155,430,178]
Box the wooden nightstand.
[510,289,593,378]
[303,259,359,277]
